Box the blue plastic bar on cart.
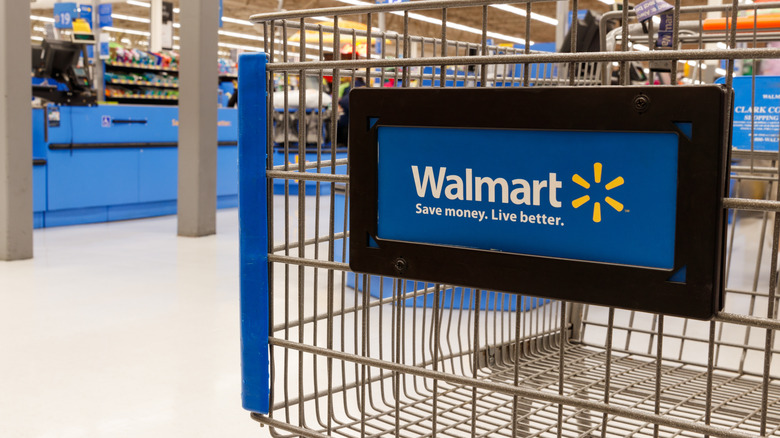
[239,52,270,414]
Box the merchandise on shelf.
[102,43,234,105]
[108,43,179,69]
[219,58,238,78]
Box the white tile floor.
[0,210,267,438]
[1,205,775,437]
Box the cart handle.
[703,13,780,32]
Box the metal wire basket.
[238,1,780,436]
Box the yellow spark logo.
[571,163,625,223]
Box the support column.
[150,0,162,53]
[555,1,568,51]
[92,0,104,100]
[0,0,32,260]
[177,0,219,237]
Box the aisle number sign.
[53,3,94,30]
[349,87,730,319]
[53,2,78,29]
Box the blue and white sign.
[656,12,674,48]
[98,3,113,28]
[349,86,728,319]
[53,2,78,29]
[635,0,673,22]
[376,127,679,269]
[723,76,780,151]
[101,115,112,128]
[79,4,93,27]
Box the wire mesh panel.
[238,0,780,437]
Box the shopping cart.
[238,1,780,436]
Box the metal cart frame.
[239,1,780,436]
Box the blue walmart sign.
[376,127,679,269]
[720,76,780,151]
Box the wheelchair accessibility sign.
[349,86,730,319]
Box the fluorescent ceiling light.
[112,13,150,23]
[332,0,529,45]
[219,29,263,41]
[126,1,178,13]
[32,35,44,41]
[490,4,558,26]
[218,41,262,52]
[103,26,150,36]
[222,16,253,26]
[31,15,55,23]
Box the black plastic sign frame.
[349,86,731,320]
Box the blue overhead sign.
[376,127,679,269]
[53,2,78,29]
[79,4,93,27]
[98,3,113,28]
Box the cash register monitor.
[38,40,89,91]
[31,45,44,73]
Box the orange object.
[703,13,780,31]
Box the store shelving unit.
[104,61,179,105]
[102,57,238,106]
[106,78,179,88]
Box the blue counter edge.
[33,195,238,229]
[238,53,271,414]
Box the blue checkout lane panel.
[32,108,47,214]
[34,105,239,227]
[33,165,46,213]
[217,146,239,196]
[139,148,178,203]
[32,108,48,159]
[47,148,140,210]
[69,105,179,144]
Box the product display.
[102,45,237,105]
[103,45,180,105]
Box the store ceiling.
[31,0,712,56]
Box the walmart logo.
[571,163,625,223]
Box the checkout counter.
[32,39,238,228]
